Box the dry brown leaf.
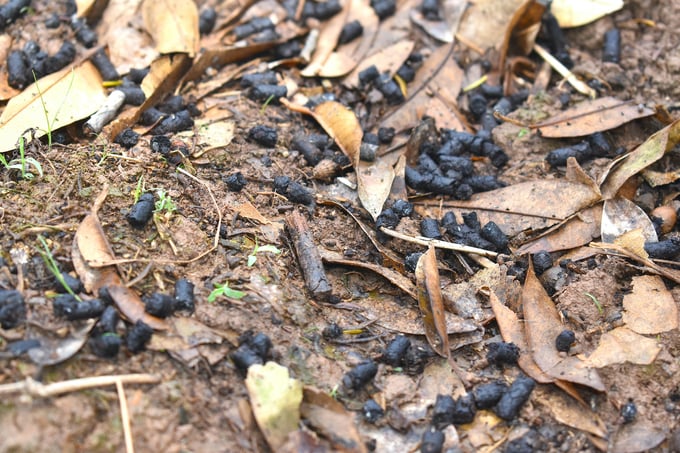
[301,387,367,453]
[532,97,655,138]
[409,0,467,43]
[515,204,602,255]
[611,422,666,453]
[622,275,679,334]
[522,262,605,391]
[601,196,657,243]
[235,201,272,225]
[75,213,117,267]
[0,62,107,152]
[534,387,607,438]
[599,118,680,199]
[300,0,349,77]
[107,284,169,331]
[486,289,554,384]
[318,0,380,77]
[415,246,451,358]
[551,0,624,28]
[312,101,363,164]
[142,0,199,56]
[581,327,661,368]
[380,43,466,133]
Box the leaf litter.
[0,0,679,451]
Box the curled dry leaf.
[622,275,678,335]
[28,319,97,366]
[601,196,657,243]
[599,118,680,199]
[142,0,199,57]
[300,0,349,77]
[521,262,605,391]
[532,97,655,138]
[415,246,450,358]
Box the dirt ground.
[1,0,680,452]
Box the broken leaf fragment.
[415,246,450,357]
[246,362,303,452]
[142,0,199,57]
[582,327,661,368]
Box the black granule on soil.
[451,393,476,425]
[248,125,278,147]
[90,333,122,358]
[392,199,414,218]
[322,322,343,339]
[199,7,217,34]
[140,107,164,126]
[56,272,83,294]
[143,293,176,318]
[174,278,195,312]
[432,394,455,429]
[114,128,140,148]
[338,20,363,44]
[118,85,146,106]
[473,380,508,409]
[126,193,155,228]
[91,48,119,81]
[404,252,423,273]
[98,305,119,333]
[480,221,508,251]
[126,320,154,353]
[127,67,149,84]
[602,28,621,64]
[371,0,396,20]
[420,427,444,453]
[495,375,536,420]
[71,17,97,47]
[487,341,520,366]
[230,344,264,373]
[242,332,273,360]
[151,110,194,134]
[150,135,172,155]
[358,65,380,85]
[555,329,576,353]
[53,295,106,321]
[621,399,637,424]
[0,289,25,329]
[248,84,287,103]
[532,251,553,275]
[378,127,395,144]
[342,360,378,390]
[240,71,278,88]
[644,238,680,260]
[546,141,592,167]
[286,181,314,205]
[6,50,30,89]
[375,208,400,230]
[273,176,291,194]
[224,172,248,192]
[420,218,442,239]
[362,399,384,423]
[382,335,411,367]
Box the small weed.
[208,282,246,302]
[260,94,275,114]
[517,128,529,138]
[0,135,43,180]
[328,384,339,399]
[247,240,281,267]
[37,235,81,301]
[154,189,176,215]
[133,175,145,203]
[32,68,75,150]
[584,292,603,314]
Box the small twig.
[533,44,596,98]
[379,227,498,260]
[0,373,160,397]
[116,379,135,453]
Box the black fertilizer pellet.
[382,335,411,367]
[231,344,263,373]
[532,250,553,275]
[376,208,400,230]
[338,20,363,44]
[451,393,476,425]
[273,175,291,194]
[7,50,30,89]
[174,278,195,312]
[480,221,507,251]
[234,17,274,40]
[621,399,637,424]
[118,85,147,106]
[127,193,155,228]
[99,305,119,333]
[127,67,150,84]
[487,341,520,366]
[151,110,194,134]
[244,332,273,360]
[71,18,97,47]
[126,320,154,353]
[404,252,423,273]
[420,218,442,239]
[56,272,83,294]
[555,329,575,353]
[248,125,278,147]
[150,135,172,155]
[473,380,508,409]
[378,127,395,144]
[495,375,536,420]
[371,0,396,20]
[0,289,25,329]
[158,95,185,113]
[286,181,314,205]
[144,293,175,318]
[53,295,106,320]
[114,128,140,148]
[363,399,384,423]
[5,339,40,357]
[392,199,414,218]
[322,322,343,339]
[292,135,323,166]
[358,65,380,85]
[432,394,455,429]
[91,48,120,81]
[342,361,378,390]
[140,107,164,125]
[90,333,122,358]
[420,427,444,453]
[241,71,278,88]
[199,7,217,34]
[0,0,30,29]
[224,172,248,192]
[546,141,592,167]
[644,238,680,260]
[602,28,621,64]
[248,84,287,103]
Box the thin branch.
[0,374,160,398]
[116,379,135,453]
[379,226,498,259]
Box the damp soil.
[1,0,680,452]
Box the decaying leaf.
[551,0,624,28]
[300,0,349,77]
[532,97,655,138]
[534,387,607,438]
[582,327,661,368]
[522,262,605,391]
[601,196,657,243]
[246,362,303,451]
[622,275,679,334]
[600,118,680,199]
[301,387,366,453]
[142,0,199,57]
[415,246,450,357]
[27,320,96,366]
[0,62,107,153]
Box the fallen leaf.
[235,201,272,225]
[415,246,450,357]
[611,422,666,453]
[551,0,624,28]
[27,320,96,366]
[487,289,554,384]
[531,97,655,138]
[534,387,607,438]
[176,118,235,153]
[582,327,661,368]
[409,0,467,43]
[300,387,366,453]
[142,0,199,56]
[600,118,680,199]
[0,62,107,152]
[522,262,605,391]
[246,362,303,451]
[300,0,349,77]
[600,196,657,243]
[622,275,679,334]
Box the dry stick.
[285,210,332,300]
[379,226,498,260]
[116,379,135,453]
[0,373,160,397]
[533,43,596,98]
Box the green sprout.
[517,128,529,138]
[260,94,275,115]
[329,384,339,399]
[37,235,81,301]
[133,175,144,203]
[154,189,176,214]
[208,281,246,302]
[247,240,282,267]
[32,68,75,151]
[0,135,43,180]
[584,292,603,314]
